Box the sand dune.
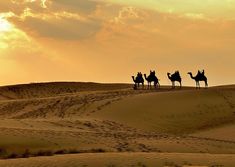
[0,82,234,166]
[94,87,235,134]
[0,153,235,167]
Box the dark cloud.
[0,1,21,14]
[49,0,98,14]
[10,16,101,40]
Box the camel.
[144,70,160,89]
[132,72,144,89]
[188,70,208,89]
[167,71,182,88]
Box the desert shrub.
[137,162,147,167]
[22,149,31,158]
[54,149,68,155]
[36,150,54,156]
[90,148,106,153]
[1,147,107,159]
[67,149,81,154]
[0,148,7,156]
[210,165,224,167]
[6,153,19,159]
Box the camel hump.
[172,71,180,78]
[202,69,205,75]
[197,70,201,75]
[198,69,205,73]
[197,69,205,77]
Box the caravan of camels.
[132,70,208,89]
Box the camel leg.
[179,81,182,88]
[133,84,137,90]
[205,80,208,88]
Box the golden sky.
[0,0,235,86]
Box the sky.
[0,0,235,86]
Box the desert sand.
[0,82,234,167]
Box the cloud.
[112,6,147,24]
[103,0,235,20]
[10,14,101,40]
[48,0,98,13]
[0,0,103,40]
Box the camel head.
[187,72,192,75]
[167,72,171,75]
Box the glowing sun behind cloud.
[0,17,13,49]
[0,18,12,32]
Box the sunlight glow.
[0,18,12,32]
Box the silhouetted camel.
[132,72,144,89]
[167,71,182,88]
[144,70,160,89]
[188,70,208,89]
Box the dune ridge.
[0,82,131,100]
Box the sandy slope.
[0,82,234,166]
[0,153,235,167]
[94,88,235,134]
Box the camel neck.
[132,76,136,82]
[189,73,196,79]
[144,74,148,80]
[167,73,171,80]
